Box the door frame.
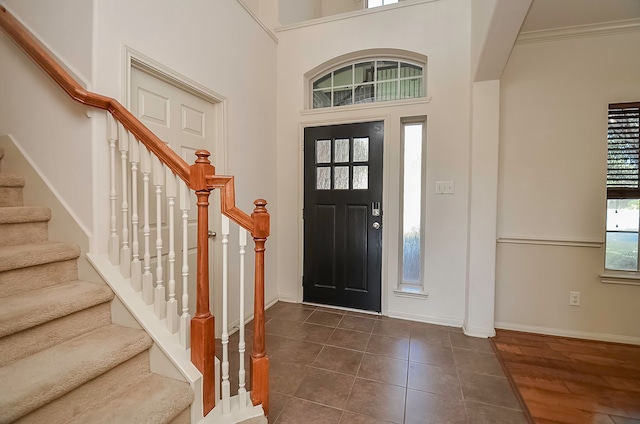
[123,46,228,330]
[298,115,391,315]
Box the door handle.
[208,230,217,238]
[372,222,381,230]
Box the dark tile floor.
[217,302,528,424]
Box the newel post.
[189,150,216,415]
[251,199,270,415]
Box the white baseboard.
[387,309,464,329]
[463,324,496,338]
[495,321,640,346]
[276,293,298,303]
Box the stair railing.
[0,5,269,418]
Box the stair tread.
[68,373,194,424]
[0,206,51,224]
[0,173,25,187]
[0,241,80,272]
[0,324,153,422]
[0,280,114,337]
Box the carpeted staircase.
[0,147,194,423]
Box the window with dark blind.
[606,102,640,271]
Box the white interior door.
[130,67,222,334]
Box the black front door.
[303,121,383,312]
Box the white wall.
[0,0,279,316]
[279,0,322,25]
[0,0,94,235]
[321,0,363,17]
[276,0,472,326]
[496,29,640,342]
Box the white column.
[153,157,166,319]
[238,226,248,406]
[166,171,179,333]
[141,148,154,305]
[179,180,191,349]
[465,80,500,338]
[221,216,231,413]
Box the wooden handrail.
[1,5,269,417]
[0,5,190,183]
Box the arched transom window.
[311,59,424,109]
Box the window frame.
[605,101,640,273]
[367,0,399,9]
[397,116,427,293]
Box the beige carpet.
[0,147,194,424]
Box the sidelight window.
[400,119,426,289]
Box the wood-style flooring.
[491,329,640,424]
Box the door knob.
[372,222,381,230]
[208,230,217,238]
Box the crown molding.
[517,18,640,44]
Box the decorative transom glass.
[312,59,424,109]
[316,138,370,190]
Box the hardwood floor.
[491,329,640,424]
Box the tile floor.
[217,302,528,424]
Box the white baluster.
[238,225,248,406]
[166,170,179,333]
[179,180,191,348]
[221,215,230,413]
[107,114,119,265]
[119,124,131,278]
[153,156,166,319]
[141,148,154,305]
[130,139,142,291]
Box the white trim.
[495,321,640,346]
[277,293,299,304]
[463,324,495,339]
[517,18,640,44]
[497,235,603,248]
[122,46,229,174]
[387,309,463,328]
[275,0,441,32]
[301,97,431,116]
[393,289,429,300]
[234,0,278,44]
[600,272,640,286]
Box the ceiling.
[520,0,640,33]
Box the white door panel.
[131,67,221,334]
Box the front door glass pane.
[353,138,369,162]
[316,167,331,190]
[334,166,349,190]
[353,166,368,190]
[335,139,350,163]
[316,139,331,163]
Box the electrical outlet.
[569,291,581,306]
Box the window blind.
[607,102,640,198]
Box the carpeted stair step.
[0,173,25,207]
[0,241,80,297]
[67,373,194,424]
[0,324,153,423]
[0,206,51,247]
[0,281,114,366]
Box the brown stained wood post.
[189,150,216,415]
[250,199,270,416]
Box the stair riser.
[0,222,48,247]
[0,259,78,298]
[0,302,111,367]
[0,187,23,207]
[15,351,151,424]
